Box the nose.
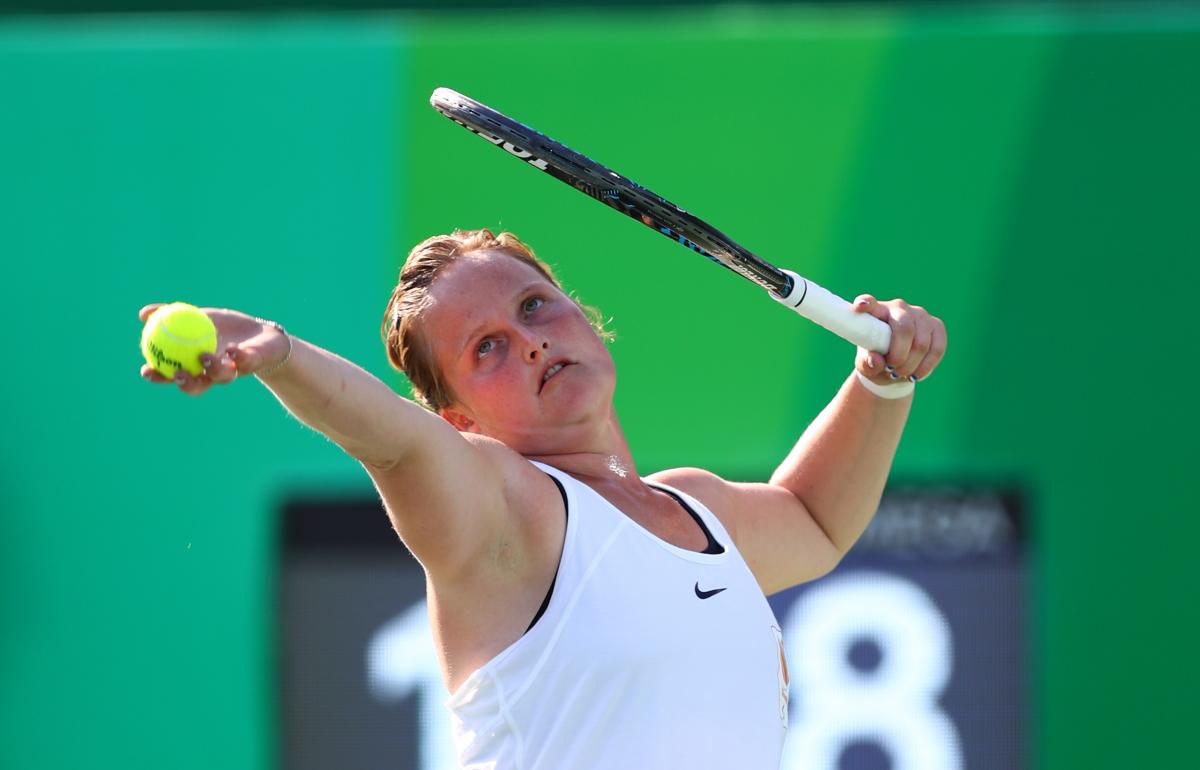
[525,335,550,363]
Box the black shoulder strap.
[526,474,569,633]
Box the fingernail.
[889,372,899,380]
[201,355,212,369]
[885,364,896,372]
[909,374,919,383]
[174,372,186,383]
[855,299,869,308]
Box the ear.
[439,405,477,433]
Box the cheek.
[465,360,531,407]
[598,351,618,392]
[584,331,616,377]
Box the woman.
[140,228,946,769]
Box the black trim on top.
[525,474,568,634]
[658,488,725,555]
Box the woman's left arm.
[769,295,947,556]
[653,295,945,594]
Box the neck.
[525,409,640,487]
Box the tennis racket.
[430,87,891,353]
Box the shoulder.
[458,432,556,491]
[458,432,564,512]
[646,466,740,541]
[647,465,727,493]
[649,467,842,593]
[457,433,567,553]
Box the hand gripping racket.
[430,87,891,353]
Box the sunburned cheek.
[474,370,534,408]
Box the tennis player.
[140,228,945,769]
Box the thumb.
[138,303,164,322]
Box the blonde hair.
[382,228,609,411]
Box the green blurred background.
[1,2,1197,768]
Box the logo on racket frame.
[435,102,773,292]
[436,109,550,171]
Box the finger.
[912,318,948,381]
[141,364,171,383]
[226,343,250,373]
[884,309,914,374]
[851,294,884,317]
[139,303,164,322]
[853,294,897,328]
[856,346,886,378]
[226,343,270,376]
[895,319,932,379]
[174,369,213,397]
[202,350,240,385]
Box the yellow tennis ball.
[140,302,218,379]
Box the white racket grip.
[772,270,892,354]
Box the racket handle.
[772,270,893,354]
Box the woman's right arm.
[139,304,516,577]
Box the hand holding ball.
[140,303,218,379]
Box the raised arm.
[652,295,946,595]
[137,304,516,578]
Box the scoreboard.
[279,486,1025,769]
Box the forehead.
[422,249,558,342]
[429,249,550,300]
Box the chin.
[553,366,614,415]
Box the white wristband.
[855,369,914,400]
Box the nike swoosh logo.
[694,582,727,600]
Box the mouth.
[539,360,572,393]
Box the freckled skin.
[140,239,945,697]
[422,250,620,457]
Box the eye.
[475,338,495,359]
[522,296,544,314]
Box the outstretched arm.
[137,304,514,578]
[652,295,946,595]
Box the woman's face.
[421,249,617,453]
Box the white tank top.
[446,461,789,769]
